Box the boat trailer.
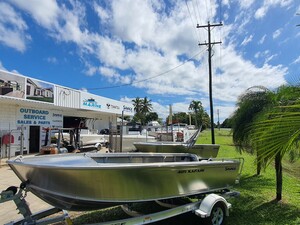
[0,183,239,225]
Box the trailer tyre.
[204,202,226,225]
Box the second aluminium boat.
[133,142,220,158]
[133,127,220,158]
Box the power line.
[185,0,201,43]
[204,0,209,22]
[86,50,207,90]
[194,0,206,43]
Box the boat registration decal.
[177,168,205,174]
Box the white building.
[0,70,134,157]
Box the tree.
[132,97,143,114]
[132,97,153,125]
[230,87,274,175]
[250,85,300,201]
[231,85,300,201]
[188,100,205,128]
[141,97,153,114]
[201,111,210,130]
[166,112,189,124]
[221,118,232,128]
[145,112,159,124]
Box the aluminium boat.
[7,153,242,211]
[133,127,220,158]
[133,142,220,158]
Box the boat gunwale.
[8,159,240,170]
[8,153,241,169]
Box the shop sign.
[123,105,133,113]
[16,107,63,127]
[82,98,101,109]
[106,103,120,110]
[80,92,134,115]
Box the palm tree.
[250,85,300,201]
[132,97,153,125]
[188,100,204,128]
[230,87,274,175]
[141,97,152,114]
[232,85,300,201]
[132,97,143,114]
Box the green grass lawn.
[72,129,300,225]
[198,129,300,225]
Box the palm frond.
[251,104,300,166]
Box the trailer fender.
[195,194,231,218]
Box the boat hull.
[8,153,240,211]
[134,142,220,158]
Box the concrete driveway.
[0,162,53,224]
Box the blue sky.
[0,0,299,123]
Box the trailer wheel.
[204,202,226,225]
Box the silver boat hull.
[8,153,241,211]
[133,142,220,158]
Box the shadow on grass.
[228,197,300,225]
[239,174,274,192]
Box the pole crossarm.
[198,41,222,46]
[196,23,223,29]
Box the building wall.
[0,105,22,157]
[0,70,134,157]
[55,86,80,108]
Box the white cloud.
[222,0,230,6]
[239,0,255,9]
[0,61,7,70]
[255,6,268,19]
[258,34,266,44]
[3,1,291,122]
[265,54,278,63]
[255,0,293,19]
[93,2,110,23]
[10,0,89,46]
[0,2,29,52]
[84,64,98,76]
[241,35,253,46]
[100,66,117,78]
[212,44,287,103]
[292,56,300,64]
[273,29,282,39]
[80,88,88,92]
[46,57,57,64]
[10,0,59,29]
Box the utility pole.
[197,21,222,144]
[217,109,220,131]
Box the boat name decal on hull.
[225,167,237,171]
[177,168,205,174]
